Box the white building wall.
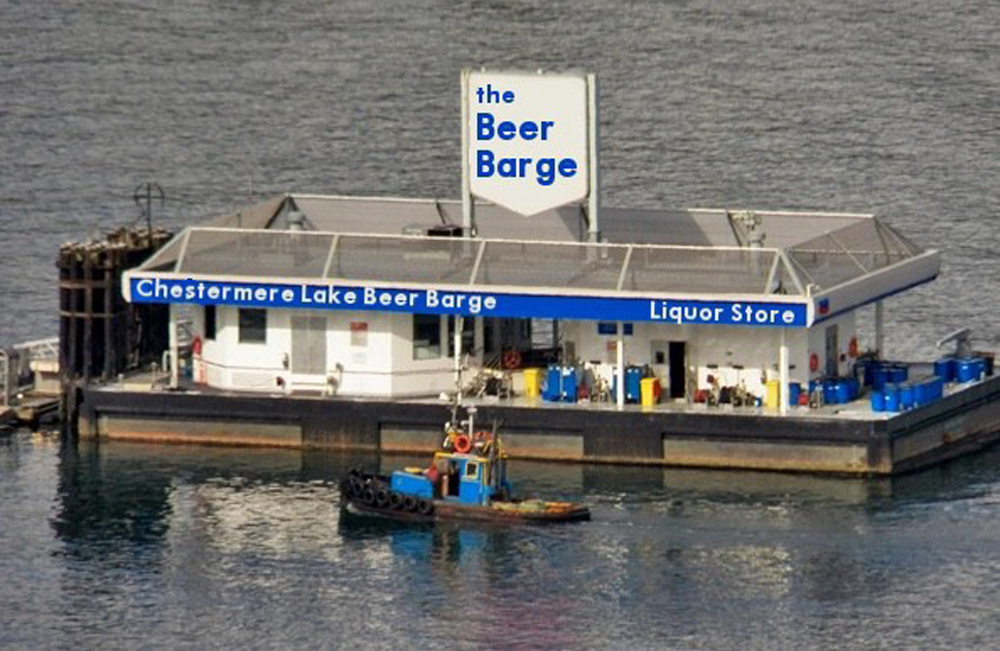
[388,312,459,397]
[806,312,859,382]
[196,306,457,398]
[193,306,860,402]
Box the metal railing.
[1,337,58,405]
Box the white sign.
[465,71,589,216]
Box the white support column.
[586,73,600,243]
[779,329,789,415]
[169,304,179,390]
[616,322,625,410]
[460,69,475,237]
[473,317,484,365]
[454,316,464,397]
[875,301,884,360]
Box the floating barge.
[63,192,999,477]
[77,370,1000,475]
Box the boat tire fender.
[454,434,472,454]
[362,487,376,505]
[403,495,418,512]
[375,488,390,508]
[389,492,404,510]
[349,477,364,496]
[418,499,434,516]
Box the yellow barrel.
[765,379,780,408]
[640,377,659,406]
[523,367,541,398]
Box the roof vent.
[287,210,305,231]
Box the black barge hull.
[76,376,1000,476]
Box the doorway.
[669,341,686,399]
[291,316,327,375]
[825,324,839,377]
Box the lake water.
[4,433,1000,648]
[2,0,1000,646]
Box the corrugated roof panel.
[474,241,626,291]
[621,247,777,295]
[330,236,477,285]
[179,230,335,278]
[201,195,287,230]
[599,207,739,246]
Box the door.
[669,341,686,399]
[825,324,839,377]
[291,316,327,375]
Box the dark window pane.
[413,314,441,359]
[239,308,267,343]
[204,305,216,340]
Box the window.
[204,305,216,340]
[597,322,632,336]
[447,316,475,358]
[238,308,267,343]
[413,314,441,359]
[465,461,478,478]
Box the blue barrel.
[561,366,577,403]
[934,357,956,382]
[872,365,889,391]
[625,366,643,403]
[823,378,838,405]
[847,377,860,401]
[913,380,929,407]
[956,358,980,383]
[884,384,901,412]
[870,389,885,412]
[900,384,915,410]
[789,382,801,406]
[931,376,945,401]
[890,364,908,384]
[835,380,850,405]
[544,365,561,401]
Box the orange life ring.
[848,337,859,358]
[192,336,202,356]
[809,353,819,373]
[454,434,472,454]
[502,350,522,369]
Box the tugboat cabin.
[391,448,510,507]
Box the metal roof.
[131,194,939,324]
[190,193,916,253]
[137,218,926,299]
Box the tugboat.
[339,404,590,524]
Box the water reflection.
[27,438,1000,647]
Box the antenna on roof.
[133,182,164,242]
[434,200,450,226]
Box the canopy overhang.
[122,225,939,329]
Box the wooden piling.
[58,227,172,436]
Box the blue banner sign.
[127,276,808,327]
